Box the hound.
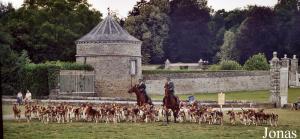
[24,104,32,122]
[12,104,21,121]
[226,110,236,125]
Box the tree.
[217,30,237,61]
[209,9,227,63]
[0,0,102,63]
[224,9,248,30]
[0,23,18,95]
[125,0,170,64]
[0,3,20,95]
[275,0,300,59]
[166,0,212,63]
[0,2,14,17]
[285,14,300,58]
[234,6,278,64]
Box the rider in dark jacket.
[137,79,150,103]
[163,77,179,105]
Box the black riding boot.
[163,97,166,106]
[145,94,152,105]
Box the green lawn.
[3,109,300,139]
[150,88,300,103]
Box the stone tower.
[75,14,142,98]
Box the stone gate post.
[280,54,289,107]
[270,52,281,107]
[165,59,171,69]
[290,55,298,87]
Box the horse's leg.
[173,110,178,123]
[173,110,176,123]
[164,108,169,124]
[166,111,169,124]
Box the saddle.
[163,94,180,106]
[142,91,152,105]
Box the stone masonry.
[143,71,270,95]
[280,54,289,107]
[289,55,299,87]
[270,52,291,107]
[75,14,142,98]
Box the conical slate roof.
[76,15,140,43]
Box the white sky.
[1,0,278,17]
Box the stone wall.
[76,42,142,98]
[76,42,141,57]
[143,71,270,95]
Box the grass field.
[3,109,300,139]
[150,88,300,103]
[2,89,300,139]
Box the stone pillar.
[280,54,289,107]
[165,59,171,69]
[270,52,281,107]
[198,59,204,70]
[297,73,300,86]
[289,55,298,87]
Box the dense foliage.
[126,0,300,64]
[1,0,300,95]
[166,0,212,63]
[218,60,243,70]
[243,53,270,71]
[0,0,102,63]
[125,0,170,64]
[0,0,100,95]
[22,63,59,97]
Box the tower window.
[130,60,137,75]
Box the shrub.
[219,60,243,70]
[243,53,270,71]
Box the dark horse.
[128,85,153,106]
[163,83,180,123]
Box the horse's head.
[128,85,138,94]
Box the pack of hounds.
[12,102,278,127]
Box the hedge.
[21,62,93,98]
[22,64,58,98]
[45,61,94,71]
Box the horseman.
[163,77,180,105]
[137,79,151,104]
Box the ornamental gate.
[59,70,95,96]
